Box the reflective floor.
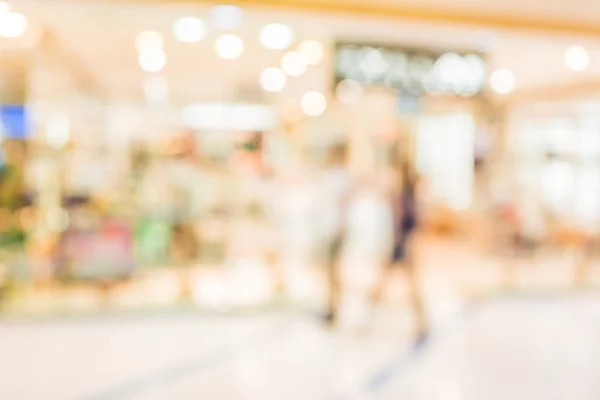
[3,237,600,400]
[2,293,600,400]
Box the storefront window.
[509,103,600,228]
[575,166,600,225]
[416,112,475,211]
[541,160,574,216]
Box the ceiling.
[207,0,600,33]
[12,0,600,104]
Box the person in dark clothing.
[391,164,417,265]
[370,161,427,338]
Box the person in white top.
[318,142,352,325]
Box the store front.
[507,101,600,241]
[332,42,491,229]
[7,0,600,311]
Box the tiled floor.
[3,238,600,399]
[2,293,600,400]
[379,294,600,400]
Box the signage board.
[335,42,487,96]
[0,105,29,139]
[60,220,135,281]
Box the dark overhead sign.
[335,42,488,96]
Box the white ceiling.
[13,0,600,104]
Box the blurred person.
[370,159,427,338]
[491,182,528,287]
[130,140,150,184]
[575,223,600,285]
[488,174,518,255]
[231,131,286,296]
[0,140,27,211]
[517,188,545,257]
[135,156,176,265]
[0,140,29,249]
[318,142,353,326]
[166,130,206,265]
[273,155,319,287]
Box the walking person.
[370,160,427,339]
[318,142,353,326]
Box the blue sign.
[0,105,29,139]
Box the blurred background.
[2,0,600,399]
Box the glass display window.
[416,112,475,211]
[508,102,600,229]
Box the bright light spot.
[143,76,169,103]
[460,54,486,96]
[215,34,244,59]
[281,51,307,77]
[260,23,294,50]
[336,79,363,104]
[490,68,516,94]
[360,49,388,76]
[433,53,463,87]
[0,2,11,14]
[260,67,286,92]
[46,114,70,149]
[0,12,27,38]
[135,30,164,51]
[300,91,327,116]
[298,40,324,65]
[173,16,206,43]
[564,45,590,72]
[210,5,243,30]
[138,49,167,72]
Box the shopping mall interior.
[2,0,600,398]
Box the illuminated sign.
[0,105,29,139]
[182,103,277,131]
[335,43,487,96]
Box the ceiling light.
[210,5,243,30]
[298,40,324,65]
[336,79,363,104]
[300,91,327,116]
[173,17,206,43]
[281,51,307,77]
[0,2,11,14]
[564,45,590,72]
[260,67,286,92]
[0,12,27,38]
[360,49,388,76]
[260,23,294,50]
[215,34,244,59]
[144,77,169,103]
[135,30,164,51]
[138,49,167,72]
[490,68,515,94]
